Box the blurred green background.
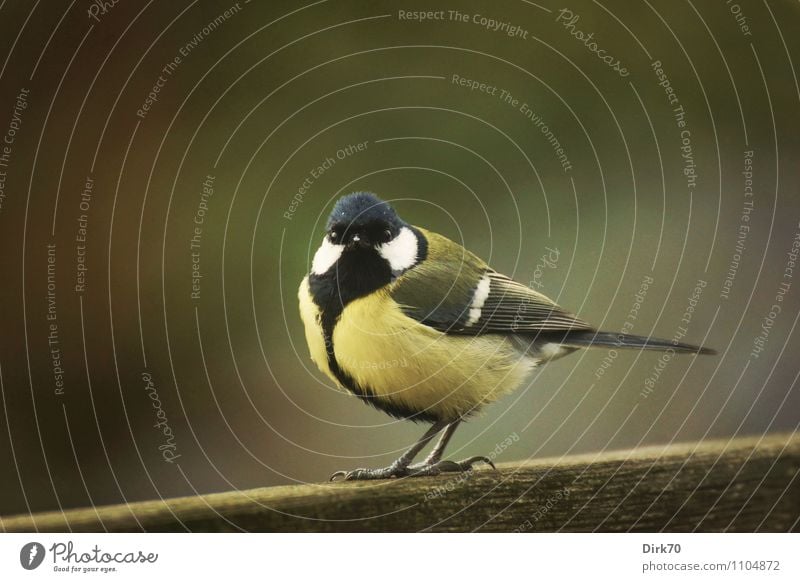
[0,0,798,516]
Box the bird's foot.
[330,456,496,481]
[408,456,496,476]
[329,462,408,481]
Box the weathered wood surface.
[2,433,798,532]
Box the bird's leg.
[411,419,460,467]
[329,421,447,481]
[407,419,496,476]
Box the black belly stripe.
[317,306,438,423]
[308,235,437,423]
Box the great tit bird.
[298,192,715,481]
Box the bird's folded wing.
[389,229,593,335]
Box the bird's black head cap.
[326,192,404,246]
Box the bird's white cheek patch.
[311,238,344,275]
[466,274,491,326]
[378,226,418,272]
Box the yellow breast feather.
[332,288,536,421]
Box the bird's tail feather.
[556,330,716,355]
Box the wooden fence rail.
[2,433,798,532]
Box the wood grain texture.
[2,433,798,532]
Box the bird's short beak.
[346,233,371,249]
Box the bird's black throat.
[308,246,393,324]
[308,246,391,400]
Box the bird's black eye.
[382,229,392,242]
[329,230,339,242]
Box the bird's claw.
[329,464,407,481]
[463,455,496,471]
[329,470,348,482]
[410,455,496,476]
[330,455,496,481]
